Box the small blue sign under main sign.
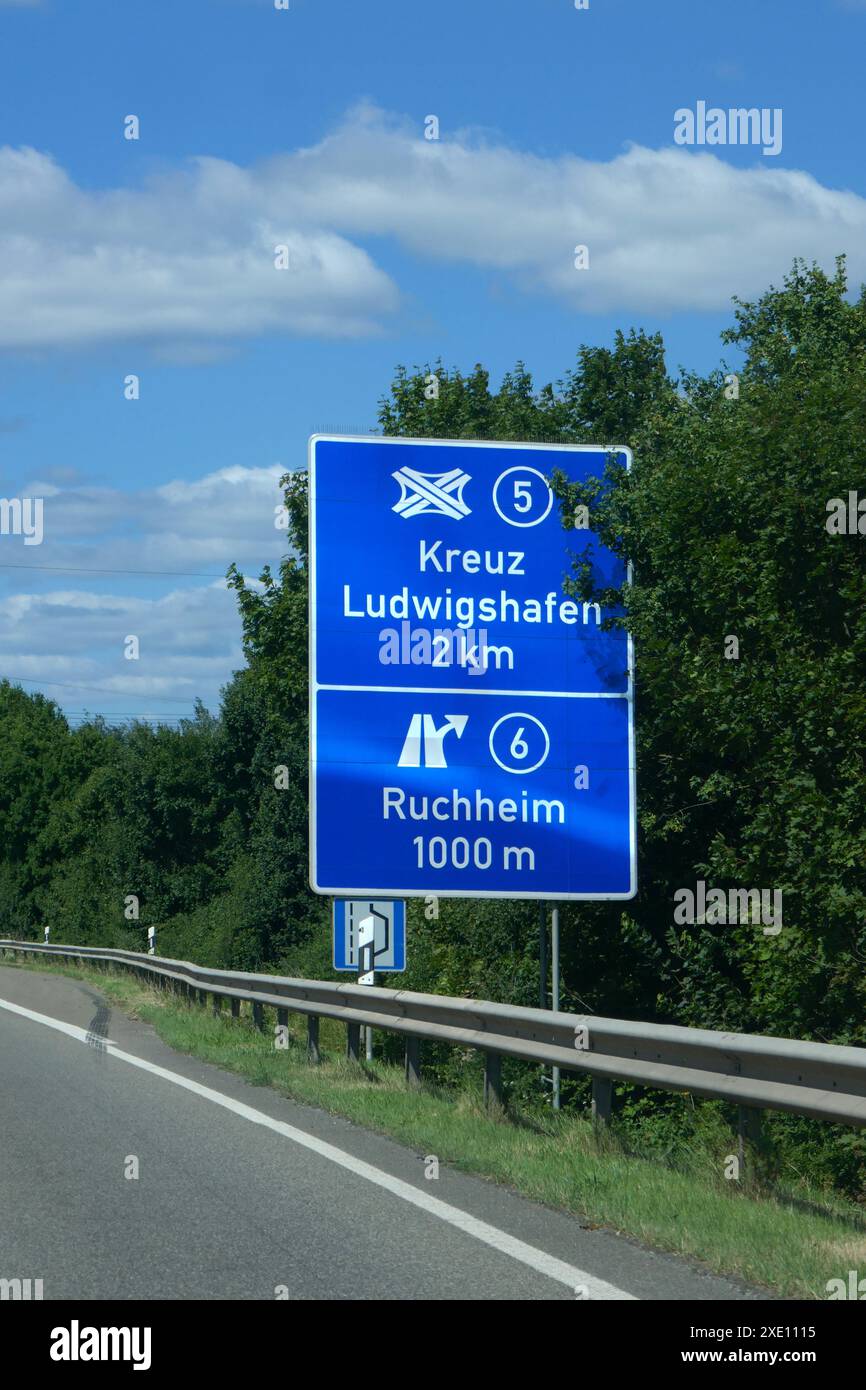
[310,435,636,901]
[333,899,406,972]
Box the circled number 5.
[513,480,532,513]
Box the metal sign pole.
[540,902,553,1102]
[551,905,561,1111]
[539,901,548,1011]
[358,914,375,1059]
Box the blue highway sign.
[310,435,636,900]
[333,899,406,972]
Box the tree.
[553,259,866,1041]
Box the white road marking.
[0,993,636,1300]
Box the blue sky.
[1,0,865,723]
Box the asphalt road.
[0,965,763,1301]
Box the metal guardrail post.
[307,1015,320,1064]
[230,996,240,1019]
[347,1021,361,1062]
[212,993,222,1016]
[738,1105,763,1182]
[277,1007,288,1029]
[483,1051,503,1109]
[592,1077,613,1129]
[405,1036,421,1087]
[252,1001,264,1032]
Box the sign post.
[551,904,561,1110]
[310,435,636,902]
[357,914,375,1060]
[357,915,376,985]
[334,899,406,1061]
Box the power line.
[67,710,216,716]
[66,716,209,726]
[63,706,215,717]
[0,561,238,579]
[2,675,207,704]
[65,711,216,719]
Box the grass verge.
[4,952,864,1299]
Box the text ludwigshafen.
[342,540,603,630]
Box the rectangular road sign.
[310,434,636,900]
[333,899,406,972]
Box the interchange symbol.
[398,713,468,768]
[391,466,472,520]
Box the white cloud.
[0,141,398,350]
[15,463,287,566]
[280,108,866,314]
[3,105,866,348]
[0,464,287,716]
[0,584,244,715]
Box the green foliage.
[551,258,866,1047]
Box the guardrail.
[2,939,865,1137]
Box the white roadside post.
[147,926,156,957]
[358,914,375,1059]
[44,926,50,943]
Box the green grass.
[5,951,865,1299]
